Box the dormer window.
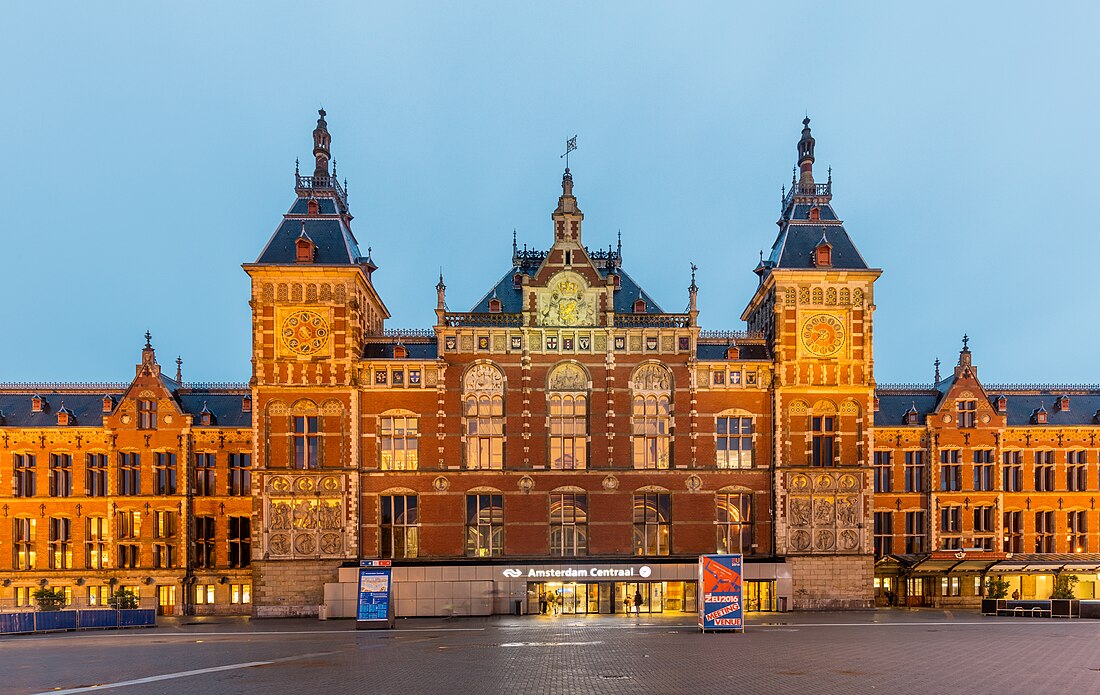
[488,298,502,313]
[307,198,320,215]
[57,406,73,426]
[613,274,621,289]
[813,239,832,268]
[633,299,647,313]
[905,407,919,425]
[241,395,252,413]
[725,346,740,360]
[295,235,315,263]
[393,344,408,359]
[809,206,821,221]
[199,403,215,426]
[31,395,45,412]
[513,273,523,289]
[102,395,115,413]
[996,396,1007,413]
[1056,395,1070,411]
[1033,406,1048,424]
[873,396,880,413]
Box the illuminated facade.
[1,113,1092,616]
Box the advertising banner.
[698,554,744,632]
[356,559,394,629]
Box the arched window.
[379,410,419,470]
[633,491,670,556]
[463,364,505,470]
[631,364,671,469]
[548,364,588,470]
[715,491,753,555]
[549,490,588,557]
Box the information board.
[356,560,394,629]
[698,554,744,632]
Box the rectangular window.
[465,398,503,470]
[873,511,893,557]
[940,506,961,533]
[632,396,671,469]
[138,399,157,429]
[14,518,37,569]
[940,450,961,491]
[87,585,110,607]
[973,506,995,550]
[905,511,925,554]
[1034,451,1055,492]
[117,510,141,539]
[1067,451,1087,492]
[49,454,73,497]
[549,395,587,470]
[153,542,176,569]
[194,584,215,605]
[228,515,251,568]
[873,451,893,493]
[194,516,215,568]
[956,400,977,428]
[632,492,671,556]
[293,416,320,469]
[716,493,753,555]
[154,510,177,538]
[1003,511,1023,553]
[904,451,925,492]
[716,416,753,469]
[811,416,835,467]
[1003,451,1023,492]
[86,516,108,569]
[973,450,994,492]
[85,453,108,496]
[154,452,177,495]
[231,583,252,604]
[465,494,503,557]
[194,452,215,496]
[380,416,419,470]
[380,495,420,559]
[117,543,140,568]
[941,576,962,596]
[48,517,72,569]
[13,453,36,497]
[228,453,251,496]
[118,452,141,496]
[1035,510,1055,552]
[549,493,588,557]
[1069,510,1088,552]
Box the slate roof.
[696,343,770,361]
[0,388,251,428]
[875,392,940,426]
[362,342,439,360]
[764,201,869,270]
[468,266,664,314]
[287,197,340,215]
[875,388,1100,427]
[255,217,363,265]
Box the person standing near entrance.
[634,589,643,615]
[623,595,631,614]
[539,592,547,615]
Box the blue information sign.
[698,554,744,632]
[356,560,393,628]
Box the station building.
[0,112,1093,616]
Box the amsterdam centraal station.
[2,113,1098,617]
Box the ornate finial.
[436,268,446,292]
[934,358,941,383]
[827,166,832,184]
[175,356,182,383]
[759,249,764,262]
[792,167,797,185]
[332,159,337,178]
[561,135,577,169]
[144,331,152,349]
[617,229,622,256]
[512,229,517,255]
[312,108,332,178]
[962,334,969,351]
[689,263,698,293]
[295,158,300,177]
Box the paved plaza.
[5,610,1100,694]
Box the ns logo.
[501,569,523,578]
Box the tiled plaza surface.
[6,610,1100,694]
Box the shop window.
[85,453,108,496]
[633,492,671,557]
[194,516,216,568]
[873,511,893,557]
[228,515,251,568]
[873,451,892,493]
[13,453,36,497]
[466,494,503,557]
[48,517,72,569]
[714,492,752,555]
[380,495,420,559]
[716,416,753,469]
[973,450,994,491]
[941,576,961,597]
[194,453,215,496]
[549,493,588,557]
[228,453,251,496]
[904,451,924,492]
[194,584,216,605]
[48,454,72,497]
[380,414,419,470]
[293,416,320,469]
[118,452,141,495]
[231,584,252,604]
[88,585,110,607]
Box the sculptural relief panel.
[265,474,349,559]
[786,470,862,554]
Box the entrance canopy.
[878,552,1100,575]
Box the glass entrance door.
[157,585,176,616]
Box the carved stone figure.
[549,363,587,391]
[835,496,858,526]
[293,500,318,529]
[789,497,812,527]
[270,501,292,530]
[269,533,290,555]
[320,533,342,554]
[790,529,811,551]
[813,497,835,525]
[816,529,836,550]
[318,502,342,530]
[839,529,860,550]
[294,534,316,554]
[632,364,671,392]
[464,364,505,393]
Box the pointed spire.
[144,330,152,349]
[435,268,447,316]
[562,167,574,197]
[436,268,446,293]
[797,116,816,186]
[312,108,331,178]
[512,229,518,256]
[617,230,622,257]
[934,358,941,383]
[175,356,183,384]
[958,334,973,369]
[295,158,300,177]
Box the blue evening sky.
[2,2,1097,385]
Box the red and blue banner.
[357,559,394,629]
[699,554,744,632]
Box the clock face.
[800,314,845,357]
[280,310,330,355]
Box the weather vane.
[561,135,577,168]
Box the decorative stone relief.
[786,470,863,556]
[518,475,535,493]
[433,476,450,492]
[686,474,703,492]
[264,474,347,559]
[632,364,671,392]
[602,474,619,491]
[465,364,505,392]
[549,363,587,391]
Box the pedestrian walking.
[634,589,643,615]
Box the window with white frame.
[716,415,753,469]
[463,364,505,470]
[380,414,419,470]
[548,364,588,470]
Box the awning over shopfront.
[877,552,1100,575]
